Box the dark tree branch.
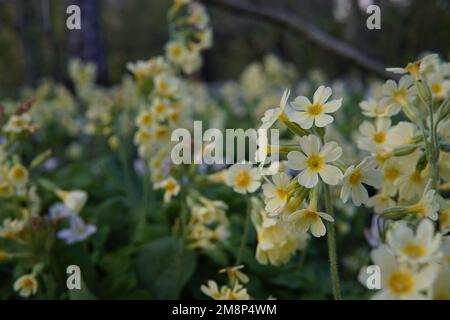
[202,0,396,79]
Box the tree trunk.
[66,0,108,84]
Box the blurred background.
[0,0,449,95]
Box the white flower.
[165,40,188,65]
[201,280,228,300]
[287,135,343,188]
[367,245,439,300]
[226,163,261,194]
[380,157,408,196]
[340,158,382,206]
[8,164,29,187]
[14,273,38,298]
[55,189,88,214]
[386,122,418,149]
[359,98,400,118]
[428,72,450,100]
[397,168,426,201]
[154,74,178,98]
[0,218,25,239]
[260,89,290,129]
[386,54,439,80]
[262,172,290,214]
[382,75,416,108]
[368,193,396,214]
[387,219,441,264]
[288,200,334,238]
[288,86,342,129]
[3,113,32,133]
[407,189,440,220]
[155,176,180,203]
[357,118,392,153]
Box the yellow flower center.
[140,113,152,125]
[235,171,251,188]
[155,127,169,139]
[21,277,34,290]
[170,46,182,58]
[275,188,288,200]
[12,119,24,127]
[431,83,443,95]
[154,102,166,114]
[388,272,414,295]
[406,62,420,79]
[277,112,288,121]
[158,81,168,92]
[307,103,324,116]
[12,168,25,179]
[393,89,407,105]
[303,210,318,221]
[385,167,400,181]
[403,243,426,258]
[348,169,363,186]
[373,132,386,144]
[165,181,176,192]
[306,154,324,172]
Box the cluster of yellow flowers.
[69,59,140,152]
[131,0,212,188]
[0,108,90,298]
[354,54,450,299]
[201,53,449,300]
[187,193,229,249]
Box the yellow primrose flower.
[218,265,249,284]
[357,118,392,153]
[201,280,229,300]
[428,73,450,100]
[382,75,416,110]
[156,176,180,203]
[340,157,382,206]
[3,113,32,133]
[262,172,291,215]
[287,135,343,188]
[154,74,178,98]
[368,192,396,214]
[151,97,171,121]
[226,162,261,194]
[288,198,334,238]
[288,86,342,129]
[386,54,438,80]
[8,164,29,187]
[387,219,441,264]
[367,245,439,300]
[55,189,88,214]
[0,218,25,240]
[223,282,251,300]
[165,40,188,65]
[136,110,153,128]
[407,189,440,220]
[397,168,427,201]
[359,98,400,118]
[14,273,38,298]
[259,88,290,130]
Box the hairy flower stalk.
[323,183,342,300]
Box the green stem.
[428,104,440,190]
[235,197,251,266]
[323,184,342,300]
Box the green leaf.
[137,236,196,299]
